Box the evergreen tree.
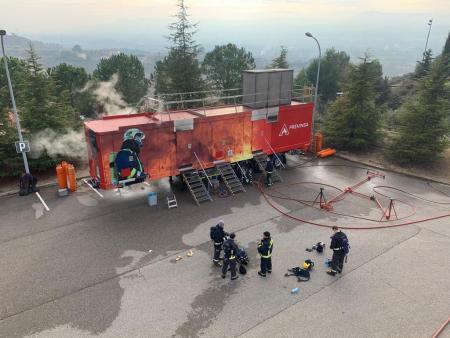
[415,49,433,79]
[153,0,205,104]
[270,46,289,69]
[386,56,450,164]
[323,55,383,151]
[202,43,255,91]
[93,53,147,106]
[21,44,77,133]
[304,48,350,105]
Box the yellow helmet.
[303,261,311,269]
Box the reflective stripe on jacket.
[258,238,273,258]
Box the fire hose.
[255,162,450,230]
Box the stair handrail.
[193,151,213,187]
[264,138,286,169]
[235,161,248,182]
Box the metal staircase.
[253,153,283,183]
[215,162,246,195]
[181,169,213,206]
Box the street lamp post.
[305,32,321,150]
[0,29,30,174]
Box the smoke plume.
[30,128,87,160]
[82,74,137,116]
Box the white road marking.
[83,179,104,198]
[35,192,50,211]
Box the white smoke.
[30,128,87,160]
[82,74,136,116]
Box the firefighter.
[265,158,274,186]
[210,220,228,266]
[222,233,239,280]
[327,226,349,276]
[257,231,273,277]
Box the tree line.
[1,0,449,177]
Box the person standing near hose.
[265,158,274,187]
[327,226,349,276]
[222,233,239,280]
[258,231,273,277]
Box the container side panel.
[230,113,253,162]
[269,103,313,153]
[190,120,213,169]
[98,134,114,189]
[176,130,194,168]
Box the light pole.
[423,19,433,60]
[305,32,321,149]
[0,29,30,173]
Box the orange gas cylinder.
[61,161,68,175]
[56,165,67,189]
[67,164,77,192]
[314,132,323,153]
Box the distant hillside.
[2,33,162,75]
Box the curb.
[335,154,450,186]
[0,176,91,199]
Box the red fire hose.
[255,162,450,230]
[432,316,450,338]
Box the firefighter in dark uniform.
[265,158,274,186]
[258,231,273,277]
[222,233,239,280]
[327,226,348,276]
[211,220,228,266]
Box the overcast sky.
[1,0,450,74]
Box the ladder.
[253,153,283,183]
[215,162,246,195]
[181,169,213,206]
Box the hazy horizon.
[2,0,450,76]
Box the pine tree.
[270,46,289,69]
[153,0,205,104]
[415,49,433,79]
[22,45,77,133]
[387,56,450,164]
[323,55,383,151]
[202,43,255,91]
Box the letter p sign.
[15,141,30,153]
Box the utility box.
[242,69,293,109]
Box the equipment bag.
[285,267,310,282]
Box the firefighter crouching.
[258,231,273,277]
[210,220,228,267]
[222,233,239,280]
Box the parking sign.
[15,141,30,153]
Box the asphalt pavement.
[0,157,449,338]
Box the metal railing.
[193,151,213,187]
[264,138,286,169]
[140,86,315,117]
